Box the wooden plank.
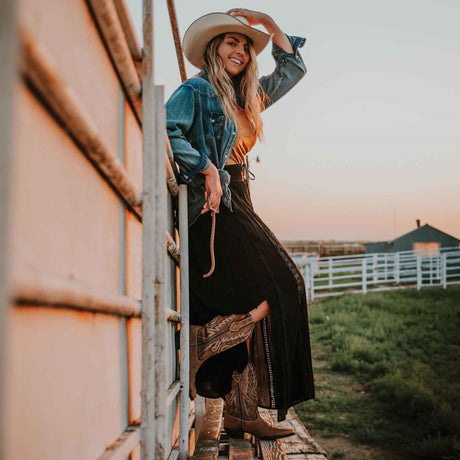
[258,439,288,460]
[259,409,327,459]
[229,437,254,460]
[281,455,326,460]
[282,409,327,456]
[264,409,327,457]
[193,397,206,444]
[191,399,224,459]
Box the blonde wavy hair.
[204,33,265,140]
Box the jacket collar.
[198,68,210,82]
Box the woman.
[167,9,314,439]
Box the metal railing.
[143,1,191,458]
[294,246,460,301]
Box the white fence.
[293,246,460,301]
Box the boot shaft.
[225,361,259,421]
[224,361,296,440]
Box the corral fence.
[293,246,460,301]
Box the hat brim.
[183,12,271,70]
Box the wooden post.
[395,252,400,283]
[441,253,447,289]
[373,254,378,283]
[328,258,333,289]
[416,255,422,290]
[310,262,315,301]
[178,184,190,459]
[361,259,367,294]
[0,1,17,457]
[302,264,310,302]
[384,253,389,281]
[429,256,434,285]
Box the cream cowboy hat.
[182,12,272,69]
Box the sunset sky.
[128,0,460,242]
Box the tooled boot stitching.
[194,316,254,362]
[196,330,254,359]
[224,362,295,439]
[189,314,254,399]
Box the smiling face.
[217,32,250,77]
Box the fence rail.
[293,246,460,301]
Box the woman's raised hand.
[226,8,294,54]
[201,163,223,214]
[226,8,270,27]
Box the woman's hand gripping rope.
[201,163,222,278]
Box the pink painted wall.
[4,307,124,459]
[4,0,147,457]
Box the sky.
[127,0,460,241]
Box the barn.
[365,220,460,254]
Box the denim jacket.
[166,35,306,225]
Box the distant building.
[365,220,460,254]
[283,240,366,257]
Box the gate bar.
[178,184,190,458]
[97,428,140,460]
[113,0,143,61]
[166,232,181,265]
[166,0,187,82]
[87,0,143,121]
[141,0,157,456]
[11,268,141,317]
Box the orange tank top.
[225,107,257,166]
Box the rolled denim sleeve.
[166,84,211,183]
[259,35,307,110]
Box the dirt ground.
[310,430,395,460]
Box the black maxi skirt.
[189,164,315,420]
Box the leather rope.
[202,166,254,279]
[203,200,218,278]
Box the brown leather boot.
[189,313,254,399]
[224,361,295,439]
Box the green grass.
[296,288,460,459]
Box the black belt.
[224,164,255,182]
